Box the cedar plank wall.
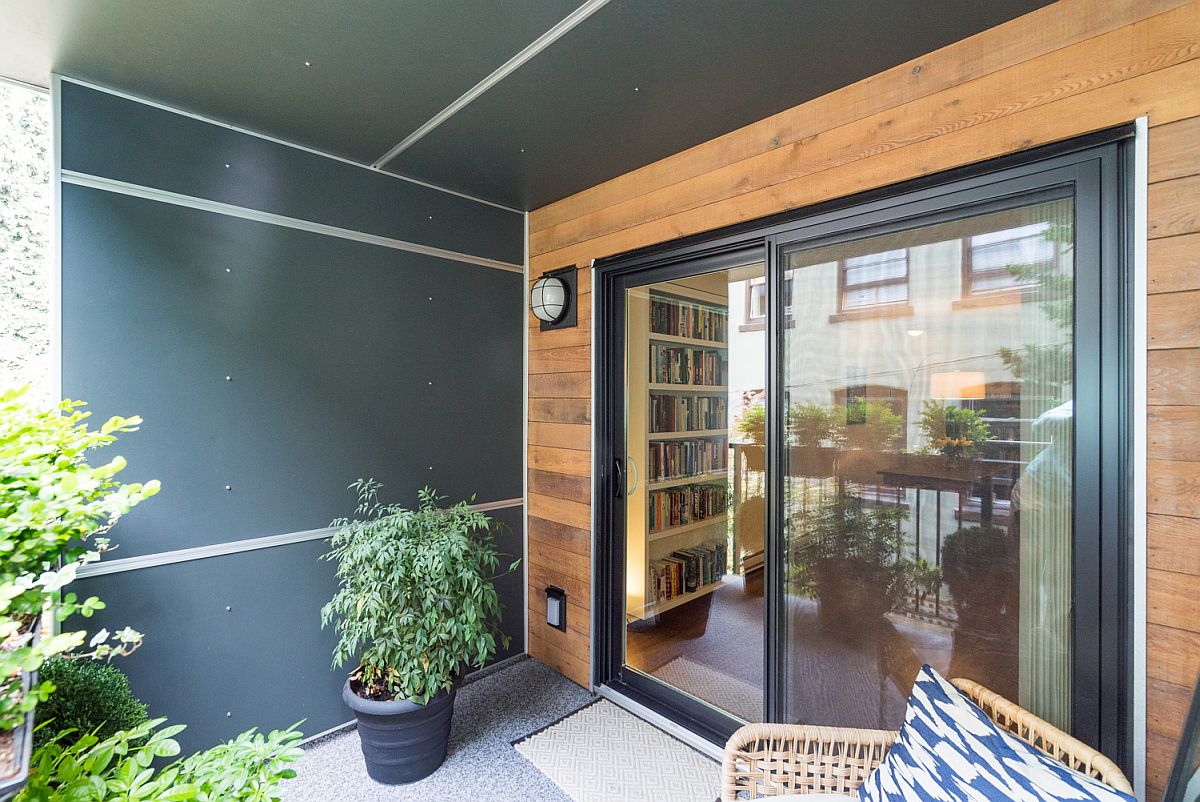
[525,1,1200,795]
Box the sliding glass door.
[780,194,1077,731]
[595,132,1129,763]
[601,248,770,740]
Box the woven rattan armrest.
[721,723,898,799]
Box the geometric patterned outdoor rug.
[513,699,720,802]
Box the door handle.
[613,458,624,499]
[626,456,639,497]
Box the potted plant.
[0,387,158,796]
[790,491,915,635]
[321,481,514,784]
[941,524,1018,698]
[917,401,992,461]
[786,402,842,478]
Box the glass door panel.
[623,261,766,723]
[780,197,1076,730]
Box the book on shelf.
[650,344,727,386]
[650,295,728,342]
[648,482,729,532]
[650,393,727,433]
[648,539,727,605]
[649,438,728,482]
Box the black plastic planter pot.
[342,680,454,784]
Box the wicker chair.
[721,677,1132,800]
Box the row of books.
[650,295,728,343]
[649,540,727,603]
[648,439,728,483]
[650,393,727,433]
[648,483,729,532]
[650,345,727,386]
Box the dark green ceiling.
[0,0,1053,211]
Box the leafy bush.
[841,398,904,452]
[33,658,148,749]
[0,386,159,728]
[17,717,303,802]
[942,525,1015,623]
[734,402,765,444]
[787,403,843,448]
[917,401,992,458]
[321,481,515,704]
[791,491,915,621]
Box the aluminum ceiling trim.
[372,0,612,169]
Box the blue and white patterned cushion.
[856,665,1134,802]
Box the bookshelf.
[626,280,731,622]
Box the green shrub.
[322,482,515,704]
[17,717,303,802]
[0,386,159,728]
[33,658,148,749]
[917,401,992,458]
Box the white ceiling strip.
[372,0,612,168]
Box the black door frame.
[593,126,1135,768]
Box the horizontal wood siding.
[525,2,1200,793]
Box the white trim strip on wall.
[76,497,525,579]
[1131,115,1149,802]
[522,212,531,656]
[372,0,612,168]
[61,170,524,274]
[55,75,523,215]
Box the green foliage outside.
[841,398,903,452]
[786,403,842,448]
[996,220,1074,406]
[0,83,51,398]
[18,718,303,802]
[917,400,992,458]
[0,386,160,729]
[734,402,765,444]
[33,659,148,749]
[942,525,1014,621]
[790,491,916,617]
[322,481,516,705]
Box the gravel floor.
[278,657,593,802]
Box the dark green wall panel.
[71,510,524,754]
[62,184,521,558]
[60,81,523,264]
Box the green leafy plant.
[841,398,903,452]
[790,491,915,625]
[321,481,516,705]
[734,402,765,444]
[787,403,843,448]
[0,386,159,728]
[911,558,944,609]
[917,400,992,458]
[942,525,1015,625]
[33,658,148,749]
[17,717,303,802]
[996,221,1075,405]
